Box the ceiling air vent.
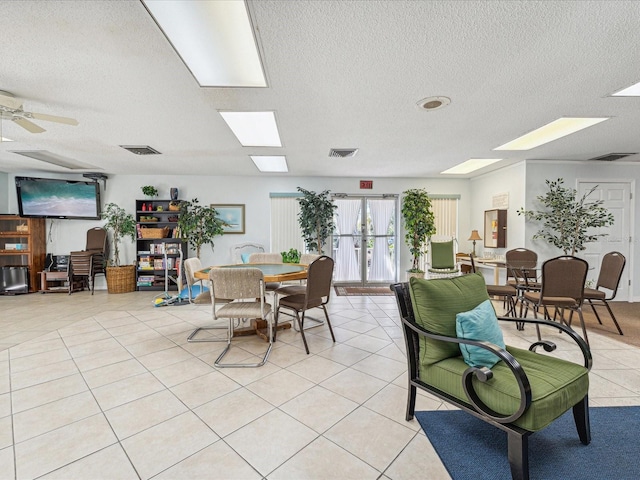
[589,153,636,162]
[120,145,161,155]
[329,148,359,158]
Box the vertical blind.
[270,195,305,253]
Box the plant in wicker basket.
[102,203,137,293]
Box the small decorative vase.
[170,188,179,200]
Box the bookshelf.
[135,199,187,291]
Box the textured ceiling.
[1,0,639,178]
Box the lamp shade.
[468,230,482,241]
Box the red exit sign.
[360,180,373,189]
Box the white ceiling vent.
[589,153,636,162]
[120,145,161,155]
[329,148,359,158]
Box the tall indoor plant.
[177,198,226,258]
[102,202,137,293]
[517,178,614,255]
[297,187,337,255]
[401,188,436,274]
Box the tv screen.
[15,176,102,220]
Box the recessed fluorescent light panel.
[441,158,502,175]
[251,155,288,172]
[142,0,266,87]
[219,111,282,147]
[611,80,640,96]
[10,150,97,170]
[494,117,609,151]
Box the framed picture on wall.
[212,204,245,234]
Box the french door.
[332,195,398,286]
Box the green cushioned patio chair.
[428,239,459,277]
[392,273,592,480]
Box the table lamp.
[468,230,482,257]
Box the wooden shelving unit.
[0,215,46,293]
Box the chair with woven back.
[208,267,273,367]
[583,251,626,336]
[248,252,284,293]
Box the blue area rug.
[415,406,640,480]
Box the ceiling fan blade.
[0,92,23,110]
[12,116,46,133]
[30,112,79,126]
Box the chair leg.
[531,305,542,342]
[602,300,624,335]
[406,383,416,421]
[214,316,273,368]
[575,308,589,346]
[507,431,529,480]
[587,299,604,325]
[295,311,310,354]
[321,305,336,343]
[572,396,591,445]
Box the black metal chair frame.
[392,281,592,480]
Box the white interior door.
[578,181,631,300]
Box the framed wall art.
[213,204,245,234]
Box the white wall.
[525,160,639,300]
[6,172,471,289]
[469,162,527,258]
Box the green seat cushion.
[421,346,589,431]
[409,273,490,365]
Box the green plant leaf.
[401,188,436,271]
[102,203,136,267]
[297,188,337,255]
[177,198,227,258]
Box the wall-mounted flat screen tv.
[15,176,101,220]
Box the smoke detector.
[416,96,451,111]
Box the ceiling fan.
[0,90,78,134]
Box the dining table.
[194,263,309,339]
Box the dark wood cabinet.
[484,209,507,248]
[0,216,46,293]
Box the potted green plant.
[177,198,227,258]
[141,185,158,198]
[518,178,614,255]
[297,187,337,255]
[401,188,436,277]
[281,248,301,263]
[102,202,137,293]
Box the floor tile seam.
[317,430,387,476]
[589,371,640,396]
[272,387,360,435]
[80,357,149,390]
[377,428,424,479]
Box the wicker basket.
[140,227,169,239]
[168,202,181,211]
[106,265,136,294]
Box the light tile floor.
[1,291,639,479]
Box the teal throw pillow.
[241,253,251,263]
[456,299,505,368]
